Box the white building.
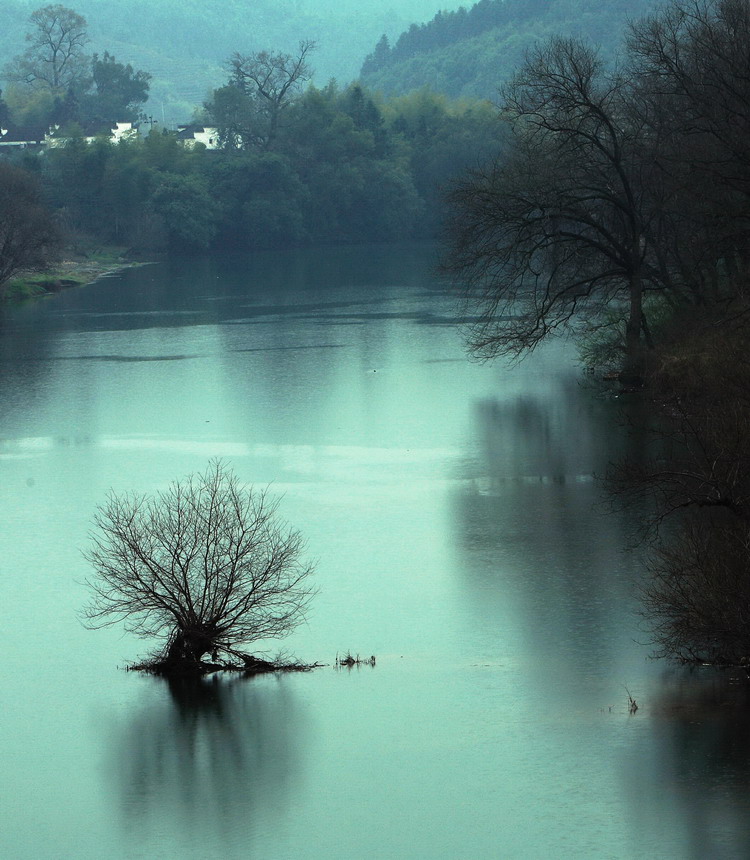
[176,125,220,149]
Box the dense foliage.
[0,8,501,252]
[2,81,496,252]
[0,160,61,292]
[361,0,658,99]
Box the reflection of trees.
[626,670,750,858]
[118,674,306,850]
[451,371,645,674]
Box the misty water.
[2,245,750,859]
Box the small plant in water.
[336,651,376,668]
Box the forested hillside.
[360,0,659,99]
[1,0,465,122]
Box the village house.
[45,121,139,147]
[175,125,220,149]
[0,124,48,150]
[0,120,139,152]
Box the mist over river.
[2,245,750,859]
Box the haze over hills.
[1,0,668,123]
[1,0,467,123]
[360,0,660,100]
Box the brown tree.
[5,5,90,92]
[224,40,315,150]
[83,461,316,674]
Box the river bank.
[3,246,149,303]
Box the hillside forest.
[360,0,658,98]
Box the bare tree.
[627,0,750,298]
[5,5,90,92]
[444,37,673,377]
[223,40,315,150]
[629,0,750,197]
[643,514,750,666]
[0,162,62,294]
[83,461,316,674]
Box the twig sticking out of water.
[624,686,639,714]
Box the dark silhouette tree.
[444,37,669,377]
[0,162,62,294]
[598,0,750,665]
[83,461,316,674]
[627,0,750,301]
[643,513,750,666]
[361,34,390,77]
[0,90,10,127]
[82,52,151,122]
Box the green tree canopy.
[80,52,151,122]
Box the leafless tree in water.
[83,461,315,673]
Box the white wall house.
[176,125,220,149]
[45,121,140,148]
[0,126,47,149]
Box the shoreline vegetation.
[129,652,324,678]
[3,245,149,303]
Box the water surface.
[2,246,749,858]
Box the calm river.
[2,246,750,859]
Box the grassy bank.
[3,245,146,303]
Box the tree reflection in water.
[626,669,750,858]
[451,383,642,679]
[117,673,306,852]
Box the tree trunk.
[166,626,216,664]
[623,267,645,385]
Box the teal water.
[1,246,749,859]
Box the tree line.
[445,0,750,667]
[0,8,501,291]
[30,79,496,253]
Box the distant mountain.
[360,0,660,100]
[1,0,466,123]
